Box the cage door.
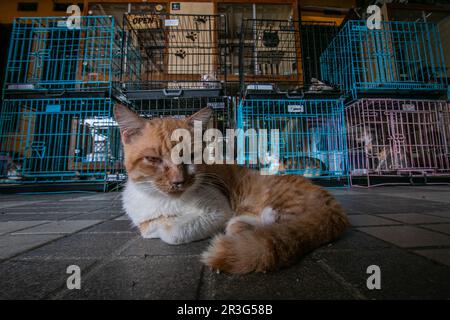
[43,25,80,86]
[387,109,441,172]
[386,110,409,171]
[22,112,70,176]
[28,27,48,84]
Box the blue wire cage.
[0,98,124,184]
[3,16,121,97]
[236,98,349,185]
[320,20,448,99]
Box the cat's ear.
[113,104,144,144]
[187,107,213,128]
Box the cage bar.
[320,20,448,99]
[236,98,349,185]
[3,16,120,97]
[121,13,228,99]
[0,98,124,184]
[346,98,450,184]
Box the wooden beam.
[83,0,89,15]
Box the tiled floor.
[1,186,450,299]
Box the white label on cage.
[207,102,225,109]
[247,84,274,91]
[402,104,415,111]
[57,20,67,28]
[288,105,304,113]
[8,84,35,90]
[164,19,179,27]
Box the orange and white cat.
[114,104,349,274]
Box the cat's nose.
[171,180,185,189]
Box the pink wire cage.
[345,99,450,184]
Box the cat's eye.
[144,156,162,164]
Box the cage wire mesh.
[300,21,338,89]
[239,19,302,94]
[346,99,450,183]
[236,98,349,185]
[120,13,228,99]
[3,16,121,96]
[320,20,448,99]
[8,14,450,189]
[128,96,233,133]
[239,19,338,96]
[0,98,124,184]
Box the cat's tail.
[201,206,349,274]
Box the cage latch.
[162,89,183,97]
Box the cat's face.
[114,104,212,196]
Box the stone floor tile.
[0,221,48,235]
[0,258,97,299]
[12,220,102,235]
[421,224,450,236]
[348,215,401,227]
[0,234,63,259]
[413,249,450,267]
[376,213,450,224]
[19,233,137,259]
[358,226,450,248]
[62,256,202,299]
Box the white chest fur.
[122,179,232,227]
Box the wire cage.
[127,96,233,133]
[239,19,302,95]
[120,13,228,99]
[320,20,448,99]
[239,19,339,96]
[300,21,338,89]
[0,98,124,184]
[3,16,120,97]
[236,98,349,185]
[346,99,450,185]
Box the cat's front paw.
[142,225,160,239]
[139,220,160,239]
[159,223,186,245]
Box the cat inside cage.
[347,100,450,176]
[243,113,346,178]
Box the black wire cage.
[125,96,233,133]
[300,21,338,89]
[239,19,338,97]
[120,13,228,100]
